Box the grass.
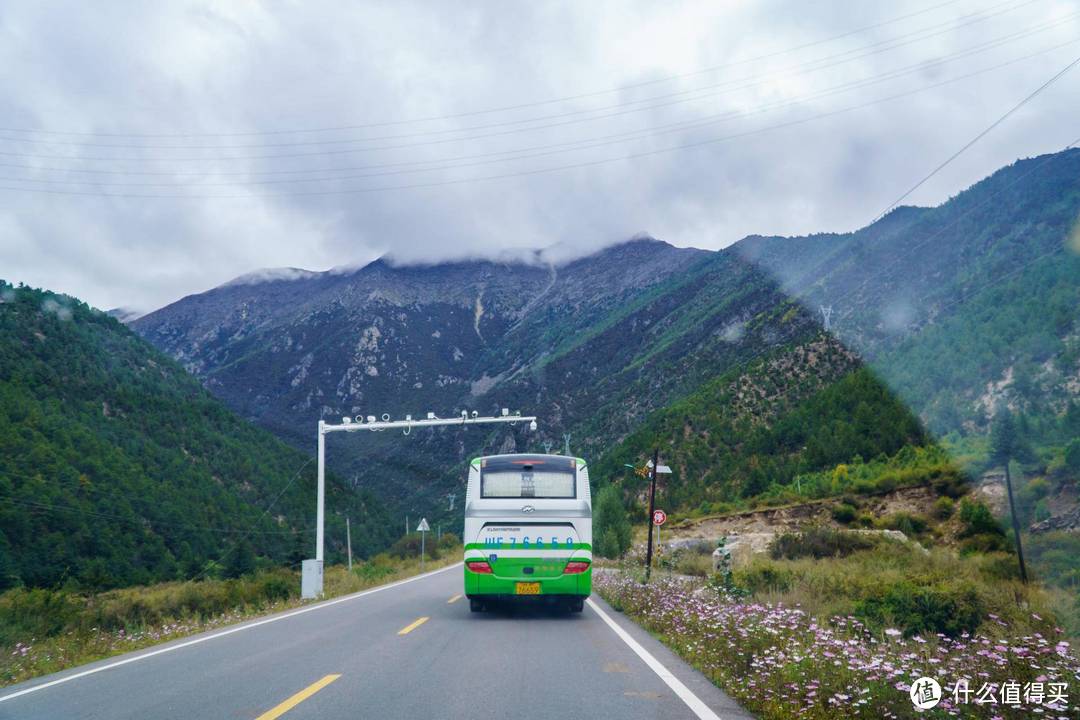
[734,541,1050,639]
[0,549,460,687]
[596,569,1079,719]
[598,524,1080,719]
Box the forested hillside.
[130,149,1080,537]
[593,336,932,511]
[0,283,394,590]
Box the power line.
[0,0,1052,159]
[3,21,1070,181]
[192,456,315,581]
[850,136,1080,300]
[0,0,972,139]
[4,31,1074,190]
[2,37,1076,200]
[0,0,1039,153]
[874,53,1080,219]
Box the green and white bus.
[463,454,592,613]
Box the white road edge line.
[0,562,462,704]
[587,597,722,720]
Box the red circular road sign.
[652,509,667,526]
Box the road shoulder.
[588,591,756,720]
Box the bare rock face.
[132,239,715,505]
[1031,484,1080,534]
[1030,507,1080,533]
[974,472,1008,516]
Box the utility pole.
[992,409,1029,584]
[563,432,572,456]
[1003,460,1028,583]
[645,448,659,583]
[346,517,353,572]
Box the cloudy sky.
[2,0,1078,312]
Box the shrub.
[933,496,955,519]
[769,526,874,560]
[733,561,794,594]
[931,467,969,498]
[353,553,397,583]
[437,532,460,549]
[672,552,714,578]
[959,533,1010,555]
[883,511,929,537]
[831,503,857,524]
[958,499,1005,538]
[387,533,440,559]
[852,579,984,637]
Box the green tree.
[225,539,257,579]
[1064,439,1080,473]
[594,485,632,558]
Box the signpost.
[644,451,672,582]
[652,508,667,556]
[417,517,430,571]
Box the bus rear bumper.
[464,567,592,597]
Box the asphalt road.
[0,564,753,720]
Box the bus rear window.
[480,458,576,499]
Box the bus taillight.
[466,560,493,574]
[563,561,590,574]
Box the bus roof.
[469,453,586,468]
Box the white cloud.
[1,0,1078,311]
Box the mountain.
[0,282,394,590]
[734,149,1080,434]
[105,307,143,324]
[132,149,1080,526]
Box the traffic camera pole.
[644,447,659,582]
[307,410,538,598]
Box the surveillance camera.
[461,410,468,418]
[529,420,538,432]
[366,415,376,423]
[342,416,352,424]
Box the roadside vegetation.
[596,569,1078,719]
[594,452,1080,719]
[0,536,460,688]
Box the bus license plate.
[515,582,541,595]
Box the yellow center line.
[397,616,430,635]
[447,594,462,604]
[254,674,341,720]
